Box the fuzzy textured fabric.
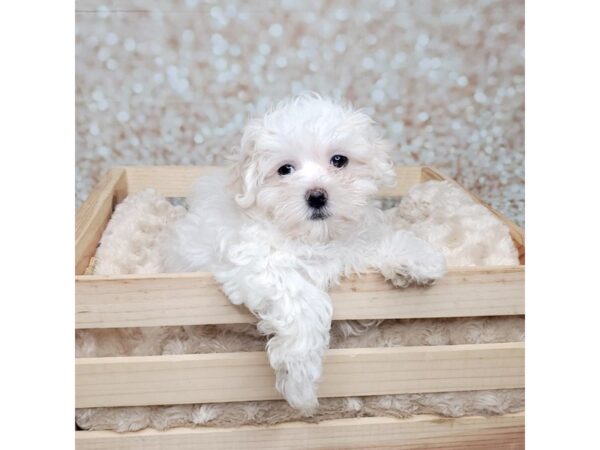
[389,180,519,266]
[93,189,187,275]
[76,181,523,431]
[77,389,524,432]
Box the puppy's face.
[232,96,395,241]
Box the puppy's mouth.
[309,209,331,221]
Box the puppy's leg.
[373,229,447,288]
[262,286,332,416]
[215,268,332,415]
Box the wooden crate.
[75,166,525,450]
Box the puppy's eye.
[277,164,295,176]
[330,154,348,168]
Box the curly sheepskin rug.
[76,180,524,432]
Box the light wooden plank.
[123,166,220,199]
[123,165,423,198]
[390,165,424,197]
[76,168,127,275]
[421,166,525,264]
[75,412,525,450]
[76,266,524,329]
[76,342,524,408]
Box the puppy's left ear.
[369,136,396,188]
[230,119,262,209]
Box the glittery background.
[76,0,524,225]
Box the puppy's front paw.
[390,270,436,288]
[385,246,447,288]
[275,365,320,416]
[419,247,447,284]
[388,267,421,288]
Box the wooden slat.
[76,266,524,329]
[75,412,525,450]
[123,165,423,198]
[390,165,424,197]
[76,342,524,408]
[76,168,127,275]
[123,166,220,199]
[421,166,525,264]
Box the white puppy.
[164,95,446,414]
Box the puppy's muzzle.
[305,188,328,209]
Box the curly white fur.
[162,95,446,413]
[93,189,186,275]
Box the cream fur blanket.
[76,180,524,432]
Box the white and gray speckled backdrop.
[76,0,524,226]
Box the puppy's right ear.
[231,119,262,209]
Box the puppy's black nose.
[306,188,328,209]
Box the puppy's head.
[231,94,395,241]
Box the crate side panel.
[76,169,127,275]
